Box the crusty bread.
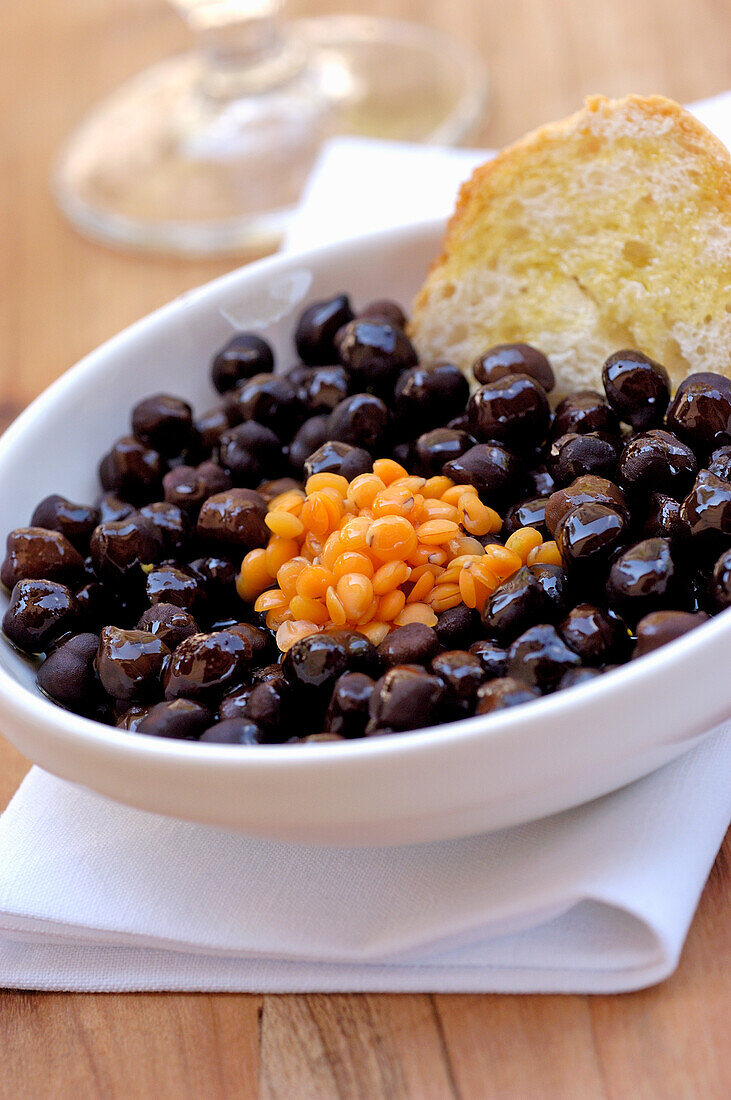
[410,95,731,395]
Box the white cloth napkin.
[1,91,730,993]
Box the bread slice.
[410,95,731,395]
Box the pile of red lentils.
[238,458,561,651]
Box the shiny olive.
[473,343,554,392]
[475,677,540,713]
[468,373,550,450]
[556,503,628,566]
[131,394,195,456]
[295,294,354,364]
[211,333,274,393]
[551,391,619,439]
[412,429,475,477]
[1,526,85,590]
[547,433,618,486]
[679,470,731,541]
[618,429,697,498]
[601,350,671,429]
[218,421,283,487]
[328,393,390,452]
[303,440,372,481]
[224,374,302,440]
[443,443,523,508]
[507,624,581,693]
[137,699,213,740]
[3,578,79,653]
[367,666,444,733]
[606,537,682,620]
[324,672,374,738]
[558,603,629,665]
[666,372,731,454]
[164,630,253,701]
[30,495,99,551]
[98,436,166,506]
[96,626,170,702]
[37,632,101,715]
[632,610,708,658]
[394,364,469,433]
[544,475,628,537]
[338,318,418,395]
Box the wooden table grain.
[1,1,730,1096]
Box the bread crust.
[410,95,731,391]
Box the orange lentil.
[458,568,478,609]
[448,554,484,569]
[321,530,343,571]
[237,455,513,651]
[295,564,334,599]
[336,573,374,619]
[426,548,449,567]
[372,484,420,518]
[265,510,305,539]
[237,548,271,602]
[440,483,477,506]
[268,488,306,513]
[332,551,374,580]
[446,535,485,558]
[429,582,462,612]
[265,537,299,577]
[359,621,390,646]
[303,531,325,560]
[373,458,408,485]
[407,570,435,603]
[372,559,411,594]
[417,499,460,523]
[417,519,460,545]
[325,586,347,626]
[378,589,406,621]
[505,526,544,562]
[391,476,427,496]
[485,507,503,533]
[483,544,523,580]
[356,598,379,626]
[394,603,438,628]
[266,608,292,631]
[276,620,319,652]
[366,516,418,561]
[305,472,349,496]
[254,589,288,613]
[276,556,308,597]
[437,567,462,587]
[459,494,497,537]
[407,543,437,568]
[289,594,329,625]
[339,516,372,552]
[422,475,454,498]
[527,540,563,566]
[347,473,385,509]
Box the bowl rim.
[0,216,729,774]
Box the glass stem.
[172,1,304,98]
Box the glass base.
[54,16,488,256]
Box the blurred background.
[0,0,728,443]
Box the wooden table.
[1,1,729,1095]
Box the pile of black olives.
[2,293,730,745]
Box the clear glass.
[54,2,489,256]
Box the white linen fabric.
[0,91,729,993]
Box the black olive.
[468,373,550,450]
[211,333,274,393]
[473,343,554,392]
[601,350,671,429]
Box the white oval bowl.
[0,220,728,846]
